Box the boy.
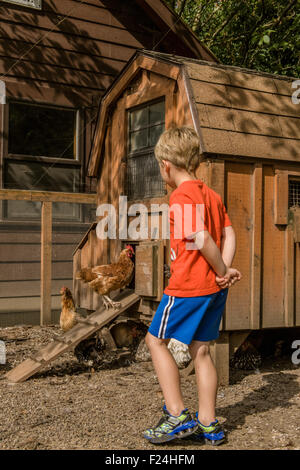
[143,127,241,446]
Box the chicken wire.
[289,180,300,208]
[126,152,166,200]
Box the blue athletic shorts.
[148,289,228,344]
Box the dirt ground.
[0,325,299,451]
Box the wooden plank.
[0,243,74,262]
[296,243,300,326]
[135,244,156,297]
[79,239,92,310]
[208,159,225,200]
[0,231,88,245]
[196,103,299,141]
[224,162,252,330]
[0,294,61,313]
[210,332,229,386]
[191,80,299,118]
[0,57,114,91]
[0,279,72,298]
[4,78,94,108]
[0,261,73,281]
[250,164,262,329]
[40,201,52,326]
[0,0,151,34]
[284,225,294,327]
[200,127,300,163]
[0,189,97,204]
[274,171,289,225]
[186,62,293,96]
[6,291,140,383]
[292,209,300,243]
[262,166,285,328]
[73,249,81,309]
[0,16,147,51]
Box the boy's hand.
[216,267,242,289]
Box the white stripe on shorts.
[158,296,175,339]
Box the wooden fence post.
[41,201,52,325]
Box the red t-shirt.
[164,179,232,297]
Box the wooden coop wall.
[198,159,300,332]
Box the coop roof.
[88,50,299,177]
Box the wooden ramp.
[6,291,140,384]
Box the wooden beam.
[210,332,230,386]
[285,224,294,326]
[0,188,97,204]
[274,171,288,225]
[251,164,262,329]
[40,202,52,326]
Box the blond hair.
[154,127,202,174]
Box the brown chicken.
[59,286,82,332]
[76,245,135,309]
[59,286,106,366]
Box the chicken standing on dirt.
[76,245,135,309]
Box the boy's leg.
[188,340,217,425]
[145,332,184,416]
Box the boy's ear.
[162,160,171,172]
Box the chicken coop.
[73,50,300,383]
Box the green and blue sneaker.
[143,405,198,444]
[184,413,226,446]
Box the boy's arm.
[220,225,236,268]
[194,230,227,278]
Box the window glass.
[4,160,81,220]
[130,107,148,130]
[149,124,164,147]
[8,102,77,159]
[127,99,166,200]
[149,101,165,125]
[4,160,80,192]
[130,129,148,152]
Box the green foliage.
[164,0,299,77]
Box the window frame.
[0,99,86,223]
[126,98,166,201]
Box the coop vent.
[289,180,300,208]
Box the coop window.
[8,102,78,159]
[127,100,166,200]
[1,0,42,9]
[3,101,83,221]
[289,180,300,208]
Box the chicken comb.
[125,244,134,252]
